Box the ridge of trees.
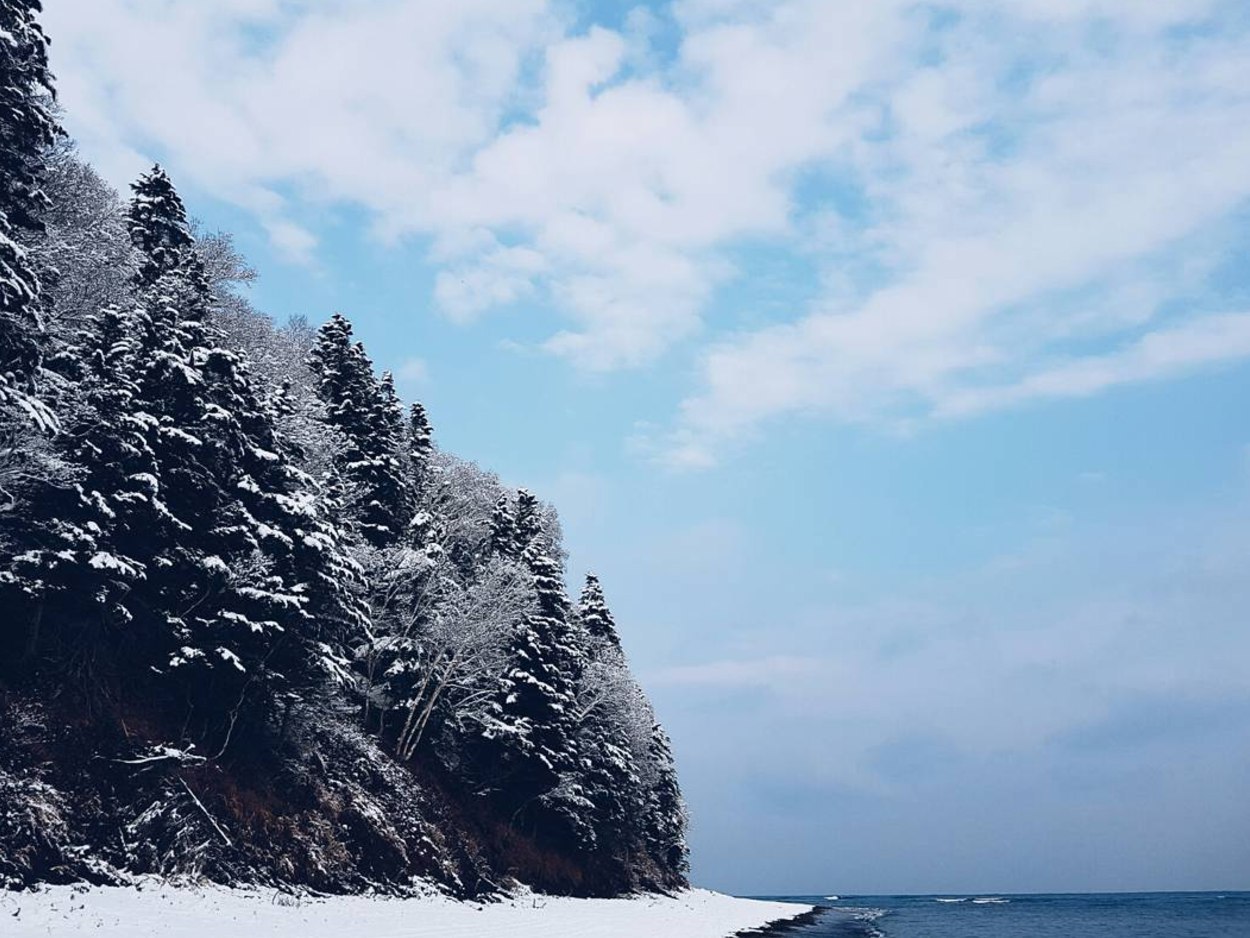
[0,0,686,891]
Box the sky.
[43,0,1250,895]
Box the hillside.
[0,0,687,898]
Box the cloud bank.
[45,0,1250,464]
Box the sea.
[750,892,1250,938]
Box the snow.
[1,885,810,938]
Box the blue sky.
[45,0,1250,894]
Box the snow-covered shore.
[2,884,814,937]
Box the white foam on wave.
[833,906,889,938]
[935,898,967,903]
[841,907,888,922]
[824,896,840,901]
[972,897,1010,904]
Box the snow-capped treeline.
[0,0,685,895]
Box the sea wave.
[972,897,1010,904]
[840,906,889,922]
[830,910,890,938]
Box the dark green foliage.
[308,315,413,547]
[0,0,60,411]
[408,400,432,494]
[644,723,689,876]
[513,488,542,556]
[0,0,688,894]
[489,492,517,559]
[0,1,59,233]
[577,573,621,648]
[5,166,371,753]
[470,540,594,859]
[115,175,369,741]
[127,165,196,288]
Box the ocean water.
[751,892,1250,938]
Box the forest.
[0,0,687,896]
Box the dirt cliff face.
[0,689,686,897]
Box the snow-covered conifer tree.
[108,168,368,744]
[0,0,67,665]
[126,165,197,289]
[0,0,59,401]
[308,316,412,547]
[363,370,413,540]
[408,401,432,494]
[577,573,621,648]
[0,0,61,435]
[643,722,689,877]
[513,488,542,556]
[475,530,591,839]
[8,304,162,646]
[488,492,516,559]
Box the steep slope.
[0,0,687,899]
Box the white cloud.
[936,312,1250,418]
[655,502,1250,793]
[44,0,557,259]
[651,654,821,689]
[43,0,1250,449]
[662,3,1250,464]
[262,218,318,266]
[44,0,909,371]
[394,356,429,385]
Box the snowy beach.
[3,885,814,938]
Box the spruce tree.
[0,0,59,407]
[577,573,621,648]
[408,401,432,494]
[567,574,642,865]
[307,314,367,439]
[513,488,542,556]
[574,703,641,865]
[308,317,412,547]
[106,167,368,745]
[31,305,161,630]
[644,723,689,877]
[362,370,413,542]
[0,0,66,666]
[127,165,196,288]
[488,492,516,559]
[482,536,587,825]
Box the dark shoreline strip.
[733,906,824,936]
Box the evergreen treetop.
[514,488,542,556]
[127,165,196,288]
[0,0,61,404]
[578,573,621,648]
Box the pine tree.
[0,0,60,423]
[39,305,161,619]
[126,165,196,288]
[564,573,645,866]
[362,370,413,542]
[488,492,516,559]
[97,168,369,745]
[408,401,432,494]
[479,535,589,830]
[307,314,366,439]
[644,723,689,878]
[573,702,641,864]
[513,488,542,556]
[577,573,621,648]
[0,1,66,666]
[308,317,412,547]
